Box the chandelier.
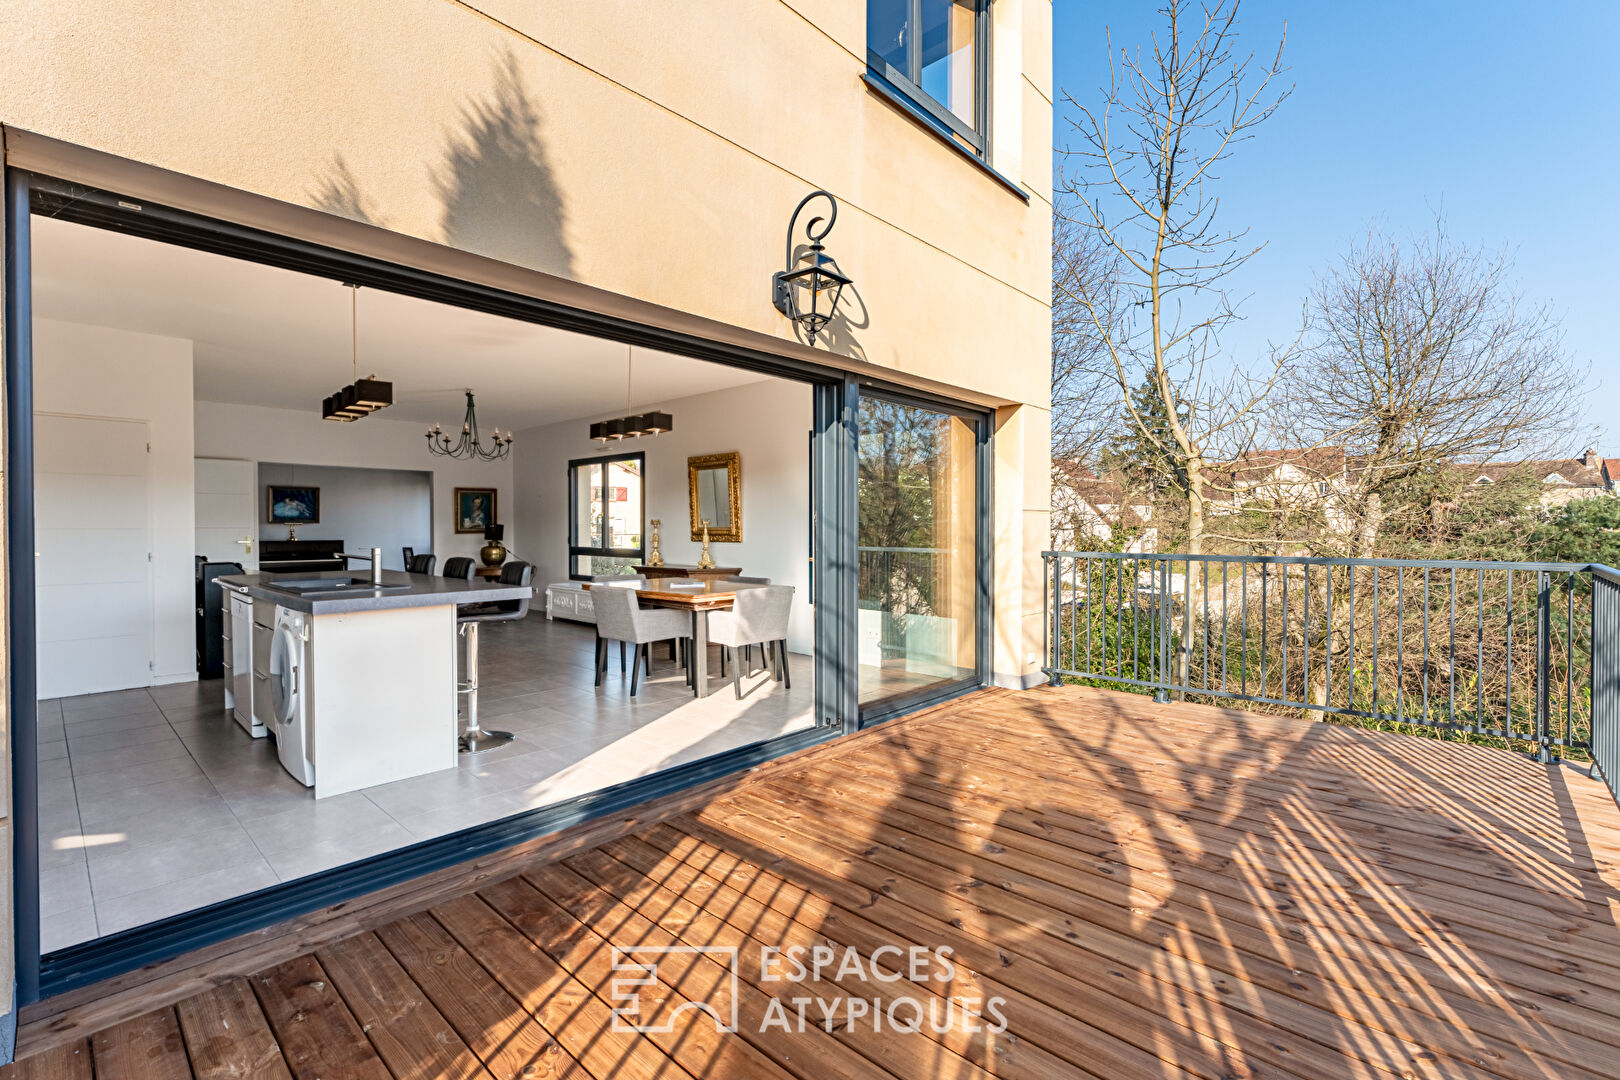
[322,284,393,421]
[426,390,513,461]
[589,345,673,445]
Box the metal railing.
[1042,551,1620,804]
[1593,566,1620,799]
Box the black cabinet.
[259,539,345,574]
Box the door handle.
[236,536,254,554]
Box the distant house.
[1466,447,1608,508]
[1051,460,1155,552]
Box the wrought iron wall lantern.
[771,189,852,345]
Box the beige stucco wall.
[0,0,1051,998]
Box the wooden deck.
[9,685,1620,1080]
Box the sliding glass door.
[856,395,984,712]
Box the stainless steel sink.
[268,577,411,594]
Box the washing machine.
[269,606,316,787]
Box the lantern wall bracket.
[771,189,851,345]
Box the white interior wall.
[195,402,513,564]
[256,463,433,571]
[513,378,815,653]
[33,317,197,685]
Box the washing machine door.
[270,625,300,725]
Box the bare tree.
[1292,221,1584,558]
[1289,221,1583,718]
[1057,0,1293,556]
[1050,210,1121,470]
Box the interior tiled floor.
[35,614,815,952]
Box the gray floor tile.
[66,724,183,754]
[76,774,219,828]
[264,823,420,881]
[95,858,279,937]
[72,755,206,793]
[86,822,263,901]
[41,904,98,953]
[38,739,68,762]
[88,794,242,851]
[62,712,170,739]
[68,739,193,777]
[242,792,400,856]
[39,851,93,912]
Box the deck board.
[8,685,1620,1080]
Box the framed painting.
[455,487,498,533]
[266,485,320,525]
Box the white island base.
[305,603,459,799]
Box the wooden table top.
[583,577,767,610]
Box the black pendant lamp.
[589,346,673,446]
[322,284,393,422]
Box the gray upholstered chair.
[707,585,795,698]
[724,577,770,665]
[443,557,476,580]
[590,586,689,696]
[406,553,436,575]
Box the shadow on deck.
[8,685,1620,1079]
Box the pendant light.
[589,345,673,445]
[322,284,393,421]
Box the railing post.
[1047,554,1062,687]
[1154,557,1170,704]
[1536,570,1555,764]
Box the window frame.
[567,450,646,580]
[865,0,992,156]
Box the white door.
[35,414,154,699]
[195,457,258,571]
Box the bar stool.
[455,560,533,753]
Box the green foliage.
[1101,379,1188,496]
[1532,496,1620,566]
[1376,465,1542,561]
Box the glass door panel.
[856,397,980,708]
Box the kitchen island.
[218,569,532,798]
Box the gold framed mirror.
[688,451,742,542]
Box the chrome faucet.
[342,547,385,585]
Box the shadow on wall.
[311,50,575,279]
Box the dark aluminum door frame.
[6,167,41,1005]
[2,167,869,1002]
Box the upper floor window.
[867,0,988,155]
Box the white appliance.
[229,590,263,737]
[269,606,315,786]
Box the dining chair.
[590,586,690,696]
[406,553,436,575]
[724,577,770,665]
[707,585,795,698]
[443,557,476,580]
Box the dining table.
[584,577,768,697]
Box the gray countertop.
[218,570,533,614]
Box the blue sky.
[1051,1,1620,451]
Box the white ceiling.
[29,216,769,430]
